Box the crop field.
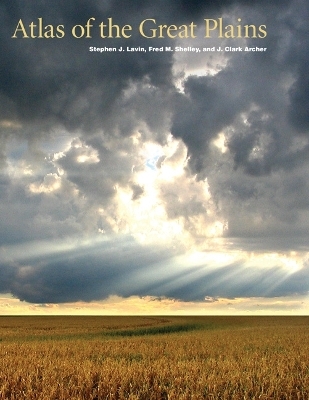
[0,316,309,399]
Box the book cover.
[0,0,308,316]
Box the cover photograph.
[0,0,308,315]
[1,1,309,399]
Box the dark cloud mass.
[1,238,309,303]
[0,0,308,305]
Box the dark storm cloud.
[0,181,77,246]
[171,73,243,173]
[166,0,309,243]
[1,0,250,134]
[206,160,309,240]
[0,1,175,133]
[289,64,309,133]
[1,238,308,303]
[284,0,309,132]
[3,237,178,303]
[0,0,294,136]
[171,0,309,177]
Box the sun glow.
[247,252,303,273]
[212,132,228,153]
[105,136,229,246]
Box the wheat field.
[0,316,308,399]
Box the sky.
[0,0,309,315]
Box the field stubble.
[0,316,308,399]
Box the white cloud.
[28,173,61,194]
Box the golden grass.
[0,316,308,399]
